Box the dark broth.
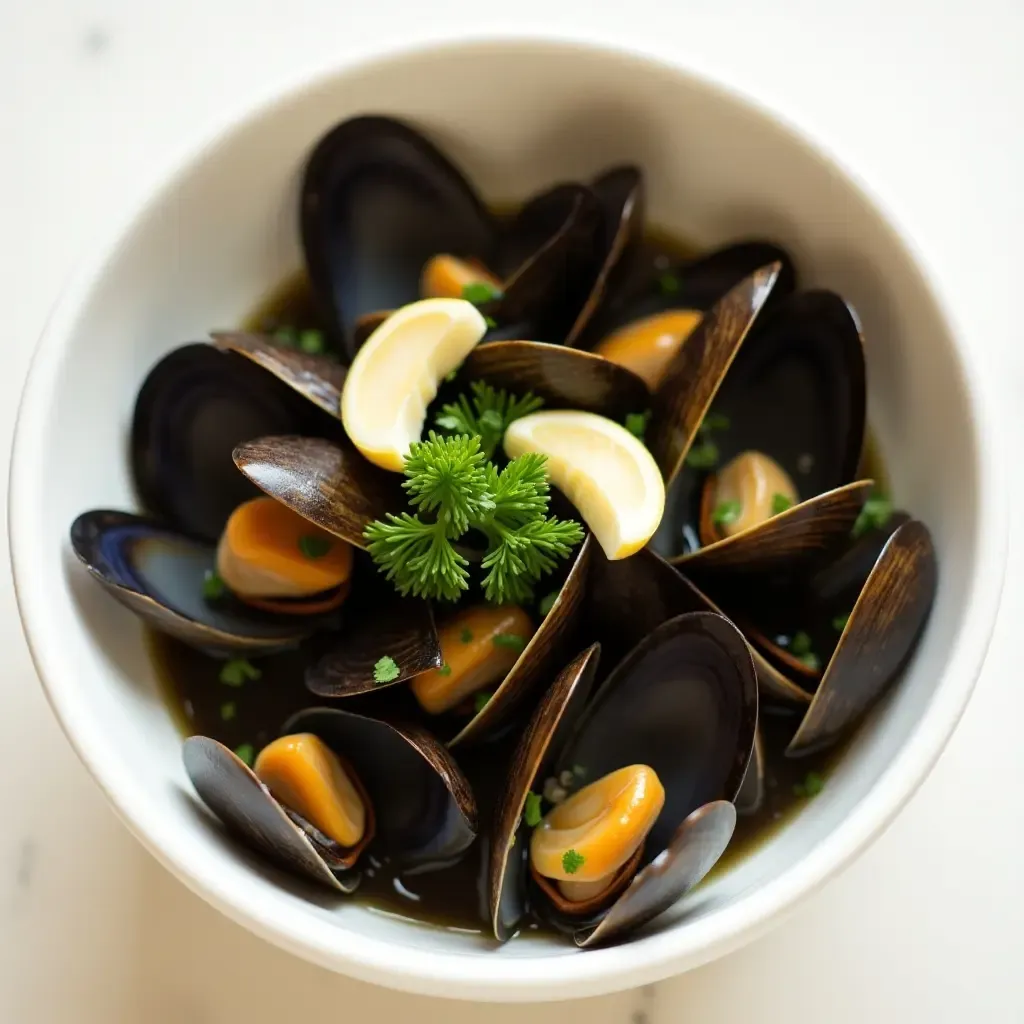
[152,228,873,934]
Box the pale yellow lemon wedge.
[503,410,665,559]
[340,298,488,471]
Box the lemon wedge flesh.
[340,298,488,471]
[503,410,665,559]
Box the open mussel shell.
[447,534,594,747]
[211,331,346,417]
[647,263,784,487]
[787,519,937,756]
[676,479,875,576]
[70,510,329,654]
[588,529,808,706]
[564,165,645,346]
[460,340,649,420]
[576,801,737,948]
[531,611,754,942]
[299,115,496,359]
[183,736,358,892]
[284,707,477,869]
[132,344,331,542]
[489,644,601,941]
[232,435,403,549]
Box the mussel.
[490,612,755,946]
[184,705,477,890]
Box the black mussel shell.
[284,707,477,869]
[576,801,737,948]
[460,340,649,421]
[211,331,346,417]
[787,519,937,756]
[647,263,784,487]
[579,241,796,352]
[182,736,358,892]
[70,510,331,654]
[232,435,404,549]
[131,344,330,543]
[489,644,601,942]
[564,166,646,347]
[300,115,496,359]
[447,534,594,748]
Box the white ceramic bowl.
[9,37,1006,1002]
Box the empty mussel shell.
[283,707,478,869]
[489,644,601,941]
[131,344,332,543]
[459,340,650,421]
[786,519,937,756]
[70,510,330,654]
[183,736,360,892]
[232,434,404,549]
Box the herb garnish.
[493,633,527,652]
[832,614,850,632]
[562,849,585,874]
[364,433,584,604]
[793,771,825,798]
[462,281,504,306]
[685,411,730,470]
[438,663,452,676]
[220,701,237,722]
[474,691,493,714]
[460,628,473,643]
[523,791,543,827]
[435,381,544,459]
[220,658,261,687]
[485,316,498,329]
[852,492,893,539]
[771,493,794,515]
[712,500,742,527]
[298,534,332,559]
[538,591,559,617]
[658,272,680,295]
[203,569,226,600]
[373,656,400,684]
[298,329,325,354]
[273,326,297,347]
[234,743,255,767]
[624,410,652,442]
[786,630,821,671]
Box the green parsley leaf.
[832,614,850,632]
[572,764,587,779]
[220,658,261,687]
[203,569,226,600]
[712,500,742,527]
[789,631,813,657]
[538,590,559,617]
[462,281,504,306]
[685,440,719,470]
[562,849,585,874]
[771,492,794,515]
[220,701,237,722]
[234,743,255,767]
[484,316,497,329]
[795,771,825,798]
[798,652,822,672]
[658,272,680,295]
[435,381,543,459]
[474,691,493,714]
[852,494,893,539]
[624,410,652,442]
[438,663,452,676]
[460,628,473,643]
[444,368,459,383]
[298,534,332,559]
[373,656,400,684]
[298,329,325,354]
[523,791,543,828]
[273,327,297,347]
[493,633,527,652]
[702,413,731,432]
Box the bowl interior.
[10,39,988,998]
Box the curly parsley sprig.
[364,432,584,604]
[435,381,544,459]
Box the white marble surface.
[3,2,1023,1021]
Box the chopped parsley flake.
[234,743,255,767]
[538,591,559,617]
[771,492,794,515]
[484,316,498,329]
[685,439,719,470]
[793,771,825,798]
[220,701,237,722]
[852,494,893,539]
[523,791,543,828]
[373,656,400,684]
[474,691,492,714]
[298,534,332,559]
[702,413,730,432]
[712,499,742,527]
[438,662,452,676]
[202,569,226,600]
[562,849,585,874]
[273,327,297,347]
[832,614,850,632]
[461,281,503,306]
[220,658,261,687]
[493,633,527,652]
[789,631,813,657]
[624,410,652,442]
[658,272,680,295]
[460,628,474,644]
[298,329,325,354]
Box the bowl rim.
[8,32,1008,1002]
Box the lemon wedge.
[503,410,665,559]
[340,298,488,471]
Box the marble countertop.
[3,2,1023,1021]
